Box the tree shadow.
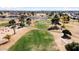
[48,26,60,30]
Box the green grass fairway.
[9,30,55,51]
[0,20,8,27]
[35,20,50,29]
[0,22,8,27]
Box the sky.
[0,0,79,11]
[0,0,79,7]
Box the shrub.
[65,42,79,51]
[3,34,11,40]
[20,23,25,27]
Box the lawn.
[9,29,56,51]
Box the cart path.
[0,27,32,51]
[49,31,66,51]
[49,30,78,51]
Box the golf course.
[0,11,79,51]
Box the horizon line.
[0,7,79,11]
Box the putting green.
[35,20,50,29]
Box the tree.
[63,14,70,23]
[62,29,72,39]
[65,42,79,51]
[49,12,54,16]
[19,15,25,23]
[48,14,61,30]
[19,14,25,27]
[31,12,34,16]
[12,25,16,34]
[0,11,3,15]
[9,19,16,34]
[9,19,16,26]
[51,14,60,25]
[26,18,31,26]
